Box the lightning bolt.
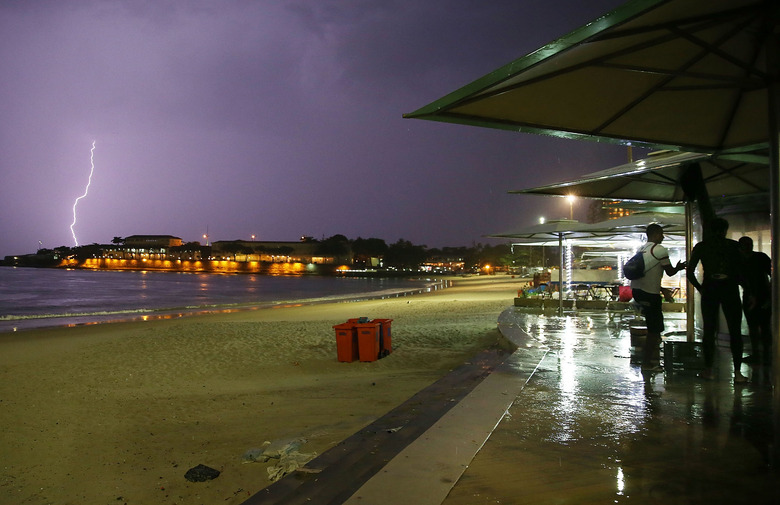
[70,140,96,246]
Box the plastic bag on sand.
[242,438,305,463]
[267,450,317,481]
[241,438,317,481]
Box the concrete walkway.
[243,307,779,505]
[445,308,778,505]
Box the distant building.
[86,235,345,267]
[421,255,466,273]
[211,240,336,264]
[604,203,632,220]
[102,235,185,260]
[123,235,184,248]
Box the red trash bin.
[354,321,381,362]
[373,318,393,356]
[333,323,358,362]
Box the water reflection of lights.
[616,466,625,495]
[555,315,579,443]
[517,312,549,345]
[585,316,594,331]
[536,316,546,344]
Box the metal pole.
[558,234,564,316]
[767,30,780,435]
[685,202,695,342]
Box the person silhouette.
[687,218,746,382]
[738,236,771,366]
[630,223,686,371]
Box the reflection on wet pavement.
[446,308,778,504]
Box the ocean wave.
[0,308,153,321]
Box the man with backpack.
[630,223,687,372]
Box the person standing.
[631,223,686,371]
[738,236,772,365]
[687,218,746,382]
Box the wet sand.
[0,274,521,505]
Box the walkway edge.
[342,344,547,505]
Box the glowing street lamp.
[251,234,256,241]
[539,216,546,224]
[566,194,577,220]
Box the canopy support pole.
[685,202,695,342]
[558,234,564,316]
[767,27,780,467]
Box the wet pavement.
[242,307,779,504]
[444,308,778,505]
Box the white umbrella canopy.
[490,218,598,240]
[581,212,687,250]
[583,211,685,234]
[510,151,769,203]
[502,235,682,248]
[503,237,642,247]
[509,153,759,328]
[494,214,685,265]
[490,219,596,314]
[490,216,685,244]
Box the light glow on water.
[616,466,625,495]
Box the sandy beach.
[0,274,521,505]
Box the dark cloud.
[1,0,632,256]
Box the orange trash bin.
[333,323,358,362]
[373,318,393,356]
[354,321,381,362]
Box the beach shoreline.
[0,274,523,505]
[0,269,443,334]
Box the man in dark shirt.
[739,236,772,365]
[687,218,746,383]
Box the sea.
[0,267,445,333]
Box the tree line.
[312,234,556,273]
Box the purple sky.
[0,0,640,257]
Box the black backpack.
[623,250,646,280]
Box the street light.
[566,195,577,220]
[539,216,546,224]
[251,234,256,241]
